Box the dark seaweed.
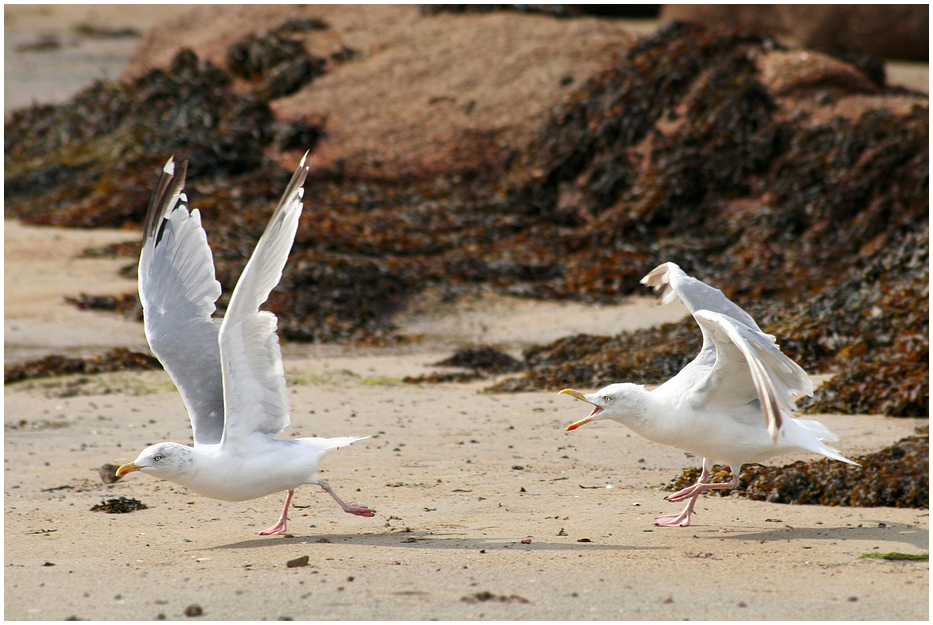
[404,347,522,384]
[226,30,326,99]
[4,348,161,384]
[90,496,148,513]
[666,434,929,508]
[434,347,523,373]
[4,23,927,417]
[64,293,139,316]
[5,49,273,228]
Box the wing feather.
[693,311,812,443]
[139,158,225,446]
[218,153,310,447]
[642,262,812,443]
[641,262,762,333]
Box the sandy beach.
[4,218,929,621]
[4,5,929,622]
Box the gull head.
[116,442,195,480]
[560,383,647,431]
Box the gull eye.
[154,454,163,462]
[603,396,612,403]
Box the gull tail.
[299,435,370,457]
[326,436,370,449]
[791,418,860,466]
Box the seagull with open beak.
[560,262,857,527]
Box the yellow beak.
[115,462,141,477]
[559,389,595,431]
[559,389,587,401]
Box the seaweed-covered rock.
[506,22,927,305]
[488,22,928,417]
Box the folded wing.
[139,158,225,446]
[218,154,310,448]
[693,311,813,442]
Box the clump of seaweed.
[434,347,522,373]
[666,433,929,508]
[4,348,161,384]
[90,497,148,513]
[487,317,699,393]
[64,293,139,317]
[405,346,522,384]
[226,30,326,99]
[404,371,484,385]
[777,226,929,417]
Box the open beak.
[115,462,141,477]
[559,389,602,431]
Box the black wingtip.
[272,152,312,220]
[144,157,188,244]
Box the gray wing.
[641,262,759,404]
[641,262,762,336]
[692,311,813,442]
[218,153,310,449]
[642,263,811,442]
[138,158,225,447]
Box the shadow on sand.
[207,528,665,553]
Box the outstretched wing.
[218,153,310,448]
[691,311,813,442]
[139,158,225,446]
[641,262,762,336]
[641,262,811,443]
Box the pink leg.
[655,494,701,527]
[313,479,375,517]
[656,461,739,528]
[259,489,294,535]
[665,460,712,503]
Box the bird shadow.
[205,529,662,553]
[722,520,928,551]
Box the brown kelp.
[4,348,161,384]
[5,23,927,417]
[665,433,928,508]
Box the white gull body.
[117,154,374,535]
[561,262,857,527]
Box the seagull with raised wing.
[561,262,856,527]
[116,154,374,535]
